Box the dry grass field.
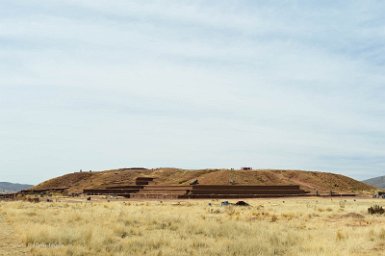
[1,198,385,256]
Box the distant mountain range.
[0,182,33,193]
[363,176,385,189]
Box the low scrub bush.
[368,205,385,215]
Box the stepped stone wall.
[83,177,309,199]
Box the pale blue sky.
[1,0,385,184]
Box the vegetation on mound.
[32,168,375,194]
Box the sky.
[1,0,385,184]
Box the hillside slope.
[363,175,385,188]
[32,168,374,194]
